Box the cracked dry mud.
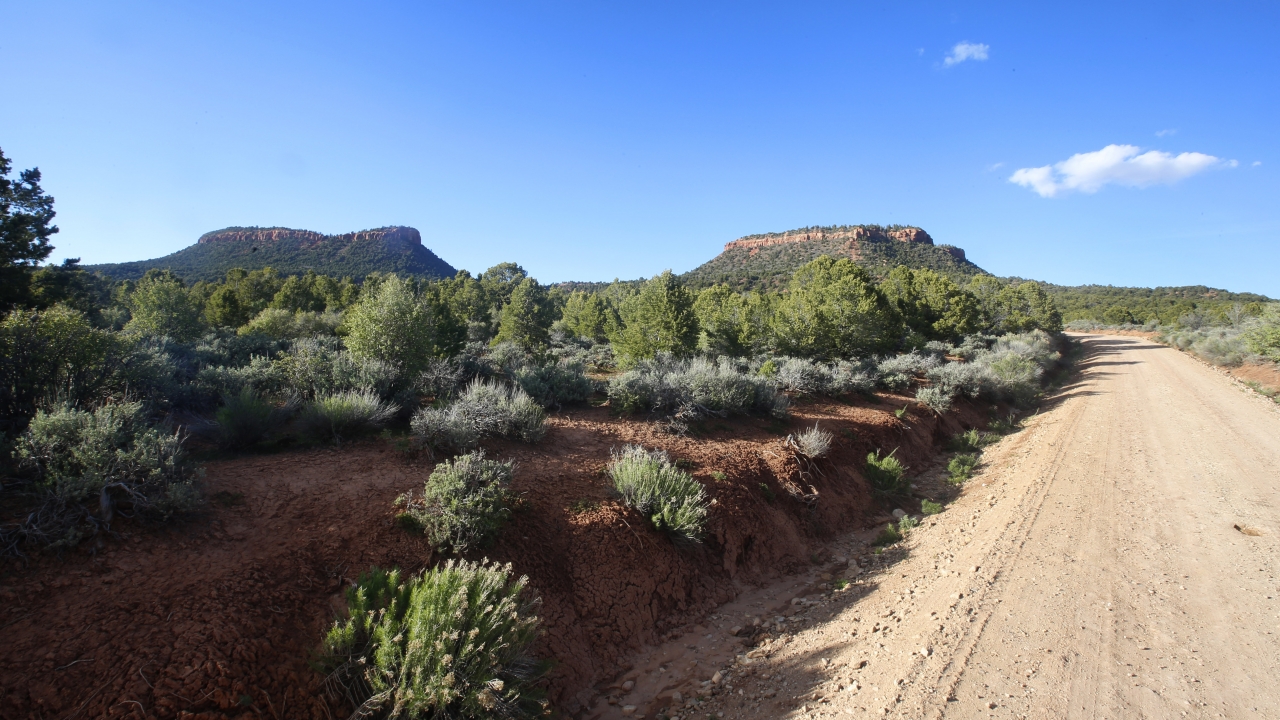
[598,334,1280,720]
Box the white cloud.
[987,162,1004,171]
[1010,144,1229,197]
[1253,160,1263,167]
[1155,129,1177,137]
[943,42,989,66]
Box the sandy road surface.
[672,335,1280,720]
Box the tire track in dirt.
[683,334,1280,720]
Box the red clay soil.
[1227,361,1280,395]
[0,394,989,719]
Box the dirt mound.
[0,395,984,718]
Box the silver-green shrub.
[792,423,833,459]
[607,355,785,418]
[876,351,942,378]
[774,357,876,396]
[511,359,595,408]
[8,402,200,551]
[321,561,546,719]
[300,389,399,445]
[397,451,513,553]
[915,385,953,414]
[925,361,995,399]
[608,444,708,542]
[411,379,547,453]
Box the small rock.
[622,680,635,692]
[672,691,683,702]
[820,572,833,581]
[621,705,636,715]
[892,509,907,520]
[920,647,931,657]
[988,701,998,709]
[712,671,723,684]
[729,626,742,636]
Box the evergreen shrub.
[608,444,708,542]
[321,561,546,719]
[397,451,513,553]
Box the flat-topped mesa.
[723,225,934,251]
[197,226,422,248]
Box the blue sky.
[3,2,1277,295]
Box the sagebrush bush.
[864,449,906,495]
[411,379,546,453]
[950,334,996,360]
[925,361,995,399]
[1162,326,1260,367]
[915,386,953,414]
[6,402,200,552]
[877,351,942,378]
[607,355,785,419]
[790,423,833,459]
[608,445,708,542]
[397,451,513,553]
[877,372,912,393]
[321,561,546,719]
[960,330,1060,406]
[214,388,296,449]
[773,357,876,396]
[921,499,943,515]
[300,389,399,445]
[274,338,412,404]
[512,359,594,408]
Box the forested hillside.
[682,224,983,290]
[1037,282,1272,325]
[88,225,456,282]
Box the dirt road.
[677,335,1280,720]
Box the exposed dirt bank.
[653,334,1280,719]
[0,390,993,719]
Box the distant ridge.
[89,225,456,282]
[681,224,984,290]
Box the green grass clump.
[872,523,902,546]
[300,388,398,446]
[921,499,944,515]
[947,453,979,484]
[608,445,708,543]
[215,388,297,449]
[864,449,907,495]
[759,482,776,502]
[897,515,918,534]
[947,428,997,453]
[396,451,513,553]
[321,561,546,719]
[987,411,1022,435]
[894,405,908,419]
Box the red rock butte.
[197,226,422,249]
[722,225,965,261]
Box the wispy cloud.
[1155,129,1177,137]
[943,42,989,67]
[987,162,1004,171]
[1253,160,1263,167]
[1010,144,1230,198]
